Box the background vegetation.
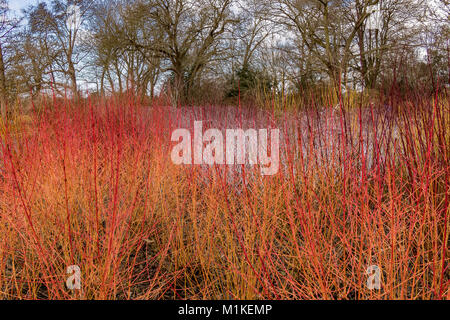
[0,0,448,107]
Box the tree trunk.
[100,68,106,96]
[173,67,185,106]
[68,60,78,99]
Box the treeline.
[0,0,448,108]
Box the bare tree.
[268,0,381,88]
[2,0,447,105]
[351,0,427,89]
[27,0,92,99]
[117,0,236,104]
[0,0,20,117]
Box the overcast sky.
[9,0,36,13]
[9,0,447,14]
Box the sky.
[9,0,36,13]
